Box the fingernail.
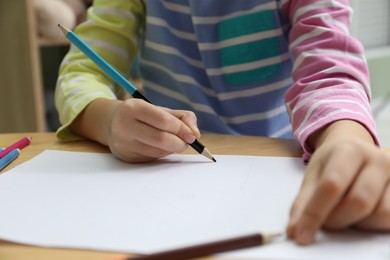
[297,227,315,245]
[183,133,196,144]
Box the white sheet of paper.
[0,150,389,259]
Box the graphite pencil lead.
[58,24,70,35]
[201,147,215,162]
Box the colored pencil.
[0,137,31,158]
[58,24,215,162]
[0,149,20,171]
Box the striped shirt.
[55,0,378,159]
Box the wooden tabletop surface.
[0,132,302,260]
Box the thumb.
[174,123,197,144]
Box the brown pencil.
[118,232,282,260]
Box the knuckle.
[318,176,344,196]
[125,98,148,112]
[337,141,360,155]
[159,114,174,129]
[123,99,138,112]
[301,207,323,223]
[186,111,197,120]
[159,112,171,123]
[151,131,168,144]
[346,193,373,215]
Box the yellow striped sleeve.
[55,0,145,141]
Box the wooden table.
[0,132,302,260]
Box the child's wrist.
[71,98,123,146]
[308,120,375,151]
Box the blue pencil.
[58,24,215,162]
[58,24,150,102]
[0,148,20,171]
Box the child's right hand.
[106,98,201,163]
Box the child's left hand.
[287,120,390,245]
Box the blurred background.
[349,0,390,147]
[0,0,389,146]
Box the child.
[55,0,390,245]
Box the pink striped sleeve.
[281,0,379,161]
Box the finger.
[354,180,390,230]
[174,123,197,145]
[130,120,189,153]
[129,100,176,132]
[159,107,200,142]
[323,162,389,229]
[293,146,363,245]
[129,102,196,144]
[288,147,338,238]
[113,140,172,163]
[165,108,201,138]
[287,158,322,238]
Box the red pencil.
[0,137,31,158]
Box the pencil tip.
[263,232,283,244]
[58,24,70,35]
[201,147,215,162]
